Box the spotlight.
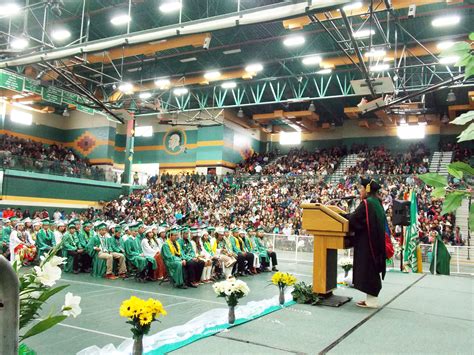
[154,78,170,89]
[245,63,263,73]
[173,87,188,96]
[159,1,182,13]
[51,28,71,41]
[204,71,221,80]
[302,55,322,66]
[431,15,461,28]
[221,82,237,89]
[139,92,152,100]
[283,35,305,47]
[118,82,133,93]
[111,14,131,26]
[10,36,28,50]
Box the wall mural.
[163,128,187,155]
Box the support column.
[122,118,135,194]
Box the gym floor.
[24,261,474,354]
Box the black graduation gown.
[346,198,387,297]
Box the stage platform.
[24,261,473,354]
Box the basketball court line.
[61,278,225,305]
[55,323,129,340]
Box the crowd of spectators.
[345,143,431,176]
[0,134,105,180]
[238,147,345,177]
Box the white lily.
[40,255,66,267]
[62,292,82,318]
[34,263,62,287]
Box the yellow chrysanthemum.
[139,312,153,326]
[272,272,297,286]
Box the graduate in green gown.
[161,227,187,289]
[430,232,451,275]
[178,228,204,287]
[254,226,278,271]
[123,223,156,282]
[1,218,12,258]
[230,227,254,276]
[62,222,89,273]
[87,222,127,279]
[36,219,55,257]
[241,229,261,272]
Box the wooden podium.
[301,203,352,307]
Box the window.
[279,131,301,145]
[135,126,153,137]
[397,124,425,140]
[11,109,32,125]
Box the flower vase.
[228,306,236,324]
[344,269,349,278]
[133,335,143,355]
[279,288,285,305]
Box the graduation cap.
[231,227,238,233]
[32,219,42,227]
[96,222,107,230]
[42,219,50,225]
[246,226,255,232]
[83,221,92,227]
[67,222,76,229]
[360,177,382,193]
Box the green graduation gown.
[178,239,196,261]
[230,236,244,254]
[62,231,78,273]
[1,226,11,254]
[36,229,54,257]
[430,234,451,275]
[252,236,269,263]
[161,241,184,286]
[86,234,107,278]
[124,236,156,272]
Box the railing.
[265,234,474,276]
[419,243,474,275]
[0,152,111,182]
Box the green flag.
[403,191,419,272]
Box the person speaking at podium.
[345,177,387,308]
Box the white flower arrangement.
[338,257,353,271]
[213,278,249,307]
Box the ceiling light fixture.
[353,29,375,39]
[283,35,305,47]
[10,36,28,50]
[369,63,390,72]
[221,81,237,89]
[316,68,332,74]
[431,15,460,28]
[204,71,221,80]
[154,78,171,89]
[180,57,197,63]
[364,49,386,58]
[0,3,21,16]
[245,63,263,73]
[308,101,315,112]
[342,1,363,11]
[436,41,454,50]
[110,14,131,26]
[139,92,152,100]
[159,0,182,13]
[223,48,241,55]
[302,55,322,66]
[237,108,244,118]
[51,28,71,41]
[439,56,459,65]
[446,89,456,103]
[118,82,133,93]
[173,87,188,96]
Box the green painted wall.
[3,113,116,163]
[2,170,122,202]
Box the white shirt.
[141,238,159,258]
[54,230,63,246]
[9,230,34,262]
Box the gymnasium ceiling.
[0,0,473,131]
